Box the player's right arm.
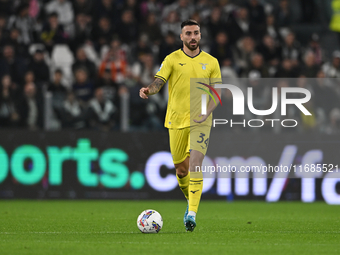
[140,54,172,99]
[139,78,165,99]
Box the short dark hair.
[181,19,200,29]
[55,69,63,75]
[49,12,58,18]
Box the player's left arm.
[194,60,222,123]
[193,85,221,123]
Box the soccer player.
[139,19,222,232]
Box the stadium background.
[0,0,340,204]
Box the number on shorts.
[197,133,205,143]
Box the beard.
[184,40,200,51]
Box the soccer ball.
[137,209,163,233]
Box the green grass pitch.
[0,200,339,255]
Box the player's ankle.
[188,211,196,218]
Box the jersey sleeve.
[210,58,222,85]
[155,55,172,83]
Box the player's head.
[180,19,201,51]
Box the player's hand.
[139,87,149,99]
[193,114,208,123]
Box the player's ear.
[180,33,183,42]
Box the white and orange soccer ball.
[137,209,163,233]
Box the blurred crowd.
[0,0,339,133]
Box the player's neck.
[182,46,200,57]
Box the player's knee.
[189,160,202,172]
[176,166,188,178]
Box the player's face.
[181,25,201,51]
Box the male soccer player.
[139,19,222,232]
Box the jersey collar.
[181,48,202,58]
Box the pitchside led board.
[0,130,339,204]
[1,78,340,203]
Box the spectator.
[195,0,212,23]
[130,34,153,64]
[0,44,26,84]
[0,74,19,127]
[48,69,67,93]
[96,69,119,103]
[72,68,94,103]
[0,74,18,100]
[71,13,92,52]
[48,69,67,109]
[296,75,314,95]
[96,0,119,25]
[328,108,340,134]
[158,31,179,63]
[246,0,266,25]
[28,0,41,19]
[275,58,298,78]
[274,0,293,28]
[256,34,281,70]
[228,7,259,46]
[40,12,68,54]
[140,0,163,19]
[91,16,114,52]
[24,70,35,85]
[88,87,117,131]
[59,91,86,128]
[98,46,128,86]
[233,36,256,76]
[28,49,50,85]
[140,13,163,45]
[219,0,238,22]
[72,47,96,81]
[0,14,7,33]
[116,9,139,45]
[301,51,320,78]
[209,31,233,67]
[4,27,27,57]
[72,0,96,18]
[313,70,339,118]
[162,0,195,22]
[262,14,282,43]
[131,54,158,87]
[120,0,141,23]
[322,50,340,79]
[16,82,43,130]
[306,33,325,66]
[245,53,269,78]
[281,32,302,67]
[45,0,74,27]
[207,7,226,41]
[106,37,127,63]
[7,3,35,45]
[160,10,181,37]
